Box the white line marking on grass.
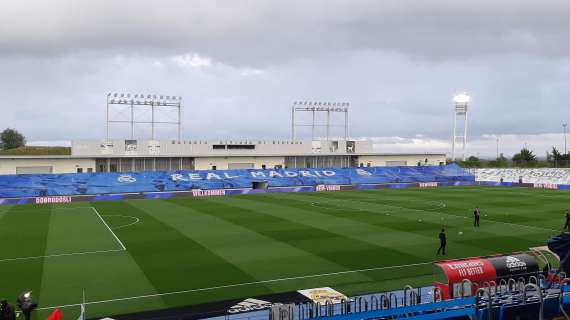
[0,249,125,263]
[91,207,127,250]
[310,202,364,211]
[36,260,435,311]
[0,207,127,263]
[3,206,98,214]
[101,215,140,230]
[338,197,559,233]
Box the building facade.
[0,139,446,174]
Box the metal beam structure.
[106,93,183,141]
[291,101,350,141]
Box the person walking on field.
[437,228,447,255]
[564,210,570,231]
[474,207,481,227]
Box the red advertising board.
[434,253,538,299]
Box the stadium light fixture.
[453,92,470,104]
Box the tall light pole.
[497,135,500,160]
[562,123,568,155]
[452,92,470,161]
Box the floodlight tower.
[290,101,350,141]
[451,92,470,161]
[106,93,183,141]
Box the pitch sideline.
[36,260,435,311]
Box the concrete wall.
[71,139,373,157]
[357,154,446,167]
[0,158,97,175]
[194,156,285,170]
[0,153,447,175]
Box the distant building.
[0,139,446,174]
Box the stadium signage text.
[171,170,337,181]
[533,183,558,190]
[445,261,485,277]
[419,182,438,188]
[35,196,72,204]
[316,184,342,192]
[191,189,226,197]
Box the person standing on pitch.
[473,207,481,227]
[437,228,447,255]
[564,210,570,231]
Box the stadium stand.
[470,168,570,184]
[184,277,570,320]
[0,164,473,198]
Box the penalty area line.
[36,260,435,311]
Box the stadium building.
[0,138,445,174]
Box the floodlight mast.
[291,101,350,141]
[106,93,183,141]
[451,92,470,161]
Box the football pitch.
[0,186,565,319]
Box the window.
[212,165,217,170]
[227,145,255,150]
[213,145,226,150]
[87,168,93,173]
[110,164,118,172]
[98,165,105,172]
[77,168,83,173]
[367,162,371,167]
[261,164,266,170]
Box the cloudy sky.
[1,0,570,157]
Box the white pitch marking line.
[102,215,140,230]
[311,196,557,232]
[0,207,128,263]
[310,202,364,211]
[0,206,98,214]
[0,249,124,263]
[372,202,559,232]
[91,207,127,251]
[36,260,435,311]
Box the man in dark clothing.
[0,300,17,320]
[564,210,570,231]
[474,207,481,227]
[437,228,447,255]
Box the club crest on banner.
[117,175,137,183]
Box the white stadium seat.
[470,168,570,184]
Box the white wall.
[194,156,285,170]
[357,155,446,167]
[0,158,97,175]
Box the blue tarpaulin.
[0,164,473,198]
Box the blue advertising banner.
[0,164,472,198]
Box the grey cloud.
[1,0,570,159]
[1,0,570,65]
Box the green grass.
[0,186,566,319]
[0,146,71,155]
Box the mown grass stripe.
[123,199,276,306]
[141,199,368,288]
[0,205,53,313]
